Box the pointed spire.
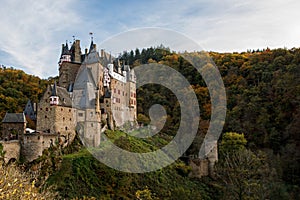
[89,32,94,52]
[51,81,57,96]
[61,41,71,55]
[89,40,94,52]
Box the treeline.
[119,47,300,189]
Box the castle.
[0,39,217,178]
[1,39,137,162]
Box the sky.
[0,0,300,78]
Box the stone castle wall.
[21,133,57,162]
[0,140,20,163]
[76,108,101,147]
[1,123,25,140]
[111,78,137,127]
[188,158,209,178]
[188,141,218,178]
[36,86,76,143]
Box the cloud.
[100,28,202,56]
[155,0,300,52]
[0,0,299,78]
[0,0,81,77]
[99,0,300,52]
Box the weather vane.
[89,32,93,42]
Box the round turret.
[59,42,71,65]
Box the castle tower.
[70,40,82,63]
[59,42,71,65]
[36,83,76,141]
[73,66,102,147]
[58,40,82,89]
[125,65,137,121]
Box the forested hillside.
[120,47,300,193]
[0,46,299,199]
[0,66,51,121]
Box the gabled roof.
[83,48,101,64]
[2,113,26,123]
[24,99,36,120]
[45,84,72,107]
[57,86,72,107]
[73,67,97,90]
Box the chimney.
[75,39,80,47]
[74,40,82,63]
[33,102,37,112]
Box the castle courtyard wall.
[0,140,21,163]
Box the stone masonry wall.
[0,140,21,163]
[21,133,57,162]
[37,88,76,143]
[1,123,25,140]
[188,158,209,178]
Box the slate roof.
[47,84,72,107]
[2,113,27,123]
[56,86,72,107]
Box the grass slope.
[46,130,214,199]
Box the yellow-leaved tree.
[0,143,56,199]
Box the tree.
[215,148,279,200]
[0,160,56,199]
[219,132,247,157]
[215,132,290,199]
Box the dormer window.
[50,96,59,106]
